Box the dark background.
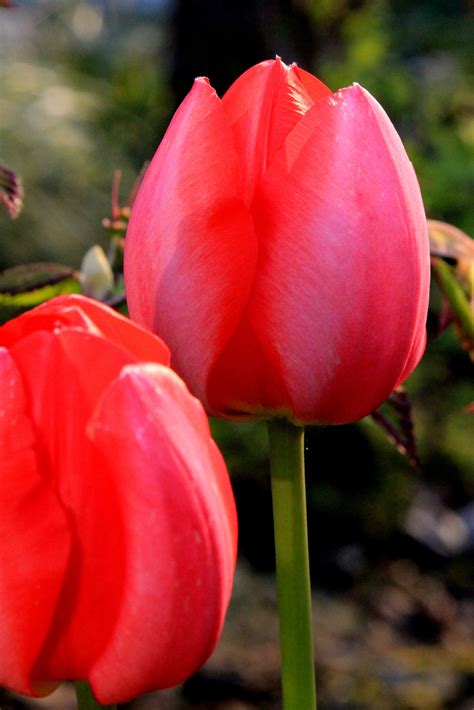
[1,1,473,707]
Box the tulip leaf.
[428,219,473,360]
[428,219,474,263]
[432,258,474,354]
[371,388,419,468]
[0,262,80,295]
[0,263,81,324]
[0,278,81,305]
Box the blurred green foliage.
[0,0,472,573]
[1,1,473,705]
[0,1,172,268]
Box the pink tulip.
[125,58,430,424]
[0,295,237,704]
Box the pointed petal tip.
[274,55,290,69]
[333,82,379,108]
[193,76,218,98]
[326,82,388,122]
[333,82,364,101]
[248,57,286,76]
[257,57,289,73]
[117,361,186,392]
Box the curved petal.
[396,326,427,388]
[0,348,70,696]
[0,294,170,367]
[221,58,331,204]
[206,308,294,419]
[125,78,257,408]
[247,84,429,423]
[9,329,136,682]
[86,364,237,704]
[292,65,332,104]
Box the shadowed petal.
[0,348,70,696]
[206,307,293,420]
[9,330,135,682]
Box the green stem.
[75,681,117,710]
[432,257,473,339]
[267,419,317,709]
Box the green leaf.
[428,219,474,264]
[432,257,474,346]
[0,262,79,294]
[0,277,81,306]
[0,263,81,324]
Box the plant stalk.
[75,681,117,710]
[267,418,317,709]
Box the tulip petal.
[0,348,70,696]
[206,311,294,419]
[396,326,427,387]
[125,78,257,408]
[246,84,429,423]
[0,294,170,366]
[9,329,136,681]
[85,364,237,704]
[221,58,331,203]
[292,65,333,104]
[0,296,237,700]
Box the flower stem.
[267,419,317,709]
[75,682,117,710]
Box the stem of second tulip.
[75,682,117,710]
[267,419,317,710]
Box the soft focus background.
[1,1,473,708]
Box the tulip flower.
[125,57,430,425]
[0,294,237,706]
[124,58,430,709]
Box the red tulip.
[125,58,430,424]
[0,295,237,704]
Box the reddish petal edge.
[0,294,170,367]
[86,363,237,704]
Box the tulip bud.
[125,58,430,425]
[80,245,114,300]
[0,294,237,705]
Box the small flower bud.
[80,245,114,300]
